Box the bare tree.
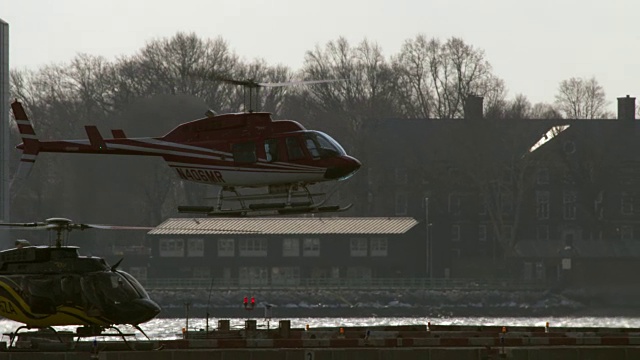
[530,102,563,119]
[485,94,532,120]
[226,60,294,115]
[113,32,241,113]
[391,35,505,119]
[390,35,438,118]
[299,37,397,135]
[486,93,565,121]
[555,77,611,119]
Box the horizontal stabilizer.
[111,129,127,138]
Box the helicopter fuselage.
[0,246,160,328]
[15,110,361,188]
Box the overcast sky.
[2,0,639,108]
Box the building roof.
[149,217,419,235]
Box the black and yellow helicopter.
[0,217,160,340]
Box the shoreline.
[154,304,640,320]
[148,287,640,320]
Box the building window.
[346,267,372,279]
[302,238,320,257]
[620,225,634,240]
[594,191,604,220]
[501,192,513,214]
[395,167,408,184]
[222,267,232,280]
[370,238,388,257]
[239,267,268,285]
[159,238,184,257]
[239,238,267,257]
[621,192,634,215]
[232,141,257,163]
[478,225,487,242]
[536,167,549,185]
[478,195,488,215]
[451,248,461,258]
[451,224,461,242]
[350,238,368,257]
[217,238,235,257]
[310,267,328,279]
[187,238,204,257]
[193,267,211,278]
[271,267,300,285]
[536,191,550,220]
[535,262,546,280]
[502,225,513,242]
[523,262,533,280]
[537,225,549,241]
[563,169,575,184]
[395,193,408,216]
[563,190,577,220]
[282,238,300,257]
[563,230,576,247]
[448,192,461,215]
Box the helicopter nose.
[324,156,362,180]
[128,298,162,324]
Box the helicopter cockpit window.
[264,139,279,162]
[95,273,139,304]
[118,271,150,298]
[304,137,321,159]
[304,132,346,159]
[232,142,257,164]
[286,137,305,161]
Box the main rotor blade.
[198,72,345,88]
[202,74,261,88]
[258,79,346,87]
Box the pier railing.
[140,277,547,291]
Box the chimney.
[464,95,484,120]
[617,95,636,120]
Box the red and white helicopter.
[11,78,361,216]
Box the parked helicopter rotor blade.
[0,221,259,234]
[82,224,155,230]
[0,221,153,231]
[0,222,49,229]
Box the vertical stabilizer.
[10,100,40,181]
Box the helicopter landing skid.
[178,202,353,217]
[179,182,352,217]
[6,325,64,348]
[3,325,124,349]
